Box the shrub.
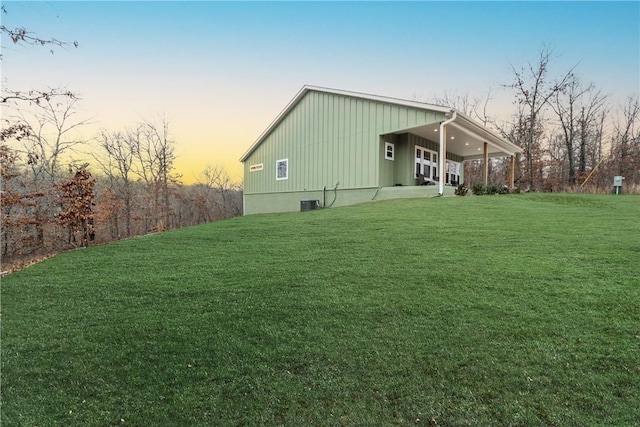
[455,184,468,196]
[485,184,499,195]
[471,183,511,195]
[472,183,485,195]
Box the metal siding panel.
[356,99,364,186]
[398,106,407,129]
[376,103,384,134]
[350,98,358,187]
[344,97,351,188]
[378,135,388,185]
[345,99,350,184]
[312,93,318,188]
[409,108,418,128]
[345,98,352,187]
[385,104,392,131]
[280,111,287,191]
[301,94,308,189]
[367,102,377,186]
[301,95,309,189]
[310,93,316,189]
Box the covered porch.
[386,110,522,193]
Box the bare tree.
[17,96,91,184]
[94,129,138,237]
[611,96,640,187]
[0,144,47,257]
[431,89,493,127]
[195,164,243,220]
[577,88,607,175]
[1,5,82,185]
[0,97,90,257]
[506,48,576,189]
[1,5,78,107]
[550,75,593,186]
[0,5,78,51]
[131,115,180,231]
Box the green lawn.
[2,194,639,426]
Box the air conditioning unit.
[300,200,319,211]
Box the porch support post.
[483,142,489,186]
[510,155,515,189]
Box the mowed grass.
[1,194,639,426]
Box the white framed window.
[415,146,437,180]
[276,158,288,180]
[446,160,461,185]
[384,142,394,161]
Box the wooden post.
[510,155,515,189]
[483,142,489,186]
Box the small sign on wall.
[250,163,264,172]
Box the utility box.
[300,200,319,211]
[613,176,624,186]
[613,176,624,194]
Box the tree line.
[1,96,242,270]
[434,49,639,193]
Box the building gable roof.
[240,85,520,162]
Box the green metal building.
[240,86,522,215]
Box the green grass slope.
[2,194,639,426]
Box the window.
[385,142,394,160]
[446,161,461,185]
[432,153,438,179]
[276,158,288,180]
[415,146,437,180]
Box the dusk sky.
[2,1,639,183]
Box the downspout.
[439,110,457,195]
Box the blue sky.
[2,1,639,182]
